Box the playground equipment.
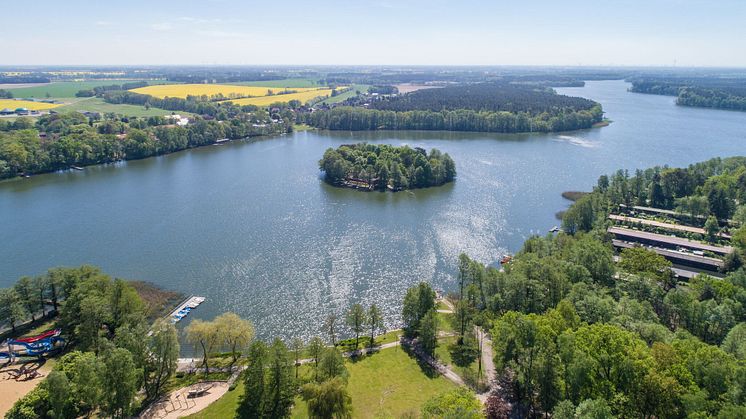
[0,329,64,361]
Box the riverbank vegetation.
[304,83,604,133]
[0,109,289,180]
[319,143,456,191]
[630,78,746,112]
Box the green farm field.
[5,79,172,98]
[55,97,182,117]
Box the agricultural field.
[4,80,170,98]
[0,99,61,111]
[318,84,371,105]
[227,88,335,106]
[55,97,181,117]
[130,84,317,99]
[225,78,320,88]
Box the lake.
[2,80,745,344]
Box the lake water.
[2,80,745,344]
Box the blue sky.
[5,0,746,66]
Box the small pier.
[168,296,206,324]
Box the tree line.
[303,105,603,133]
[319,143,456,190]
[74,81,148,97]
[631,79,746,112]
[0,110,290,179]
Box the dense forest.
[630,79,746,112]
[0,110,289,179]
[369,84,598,114]
[305,83,603,133]
[441,156,746,418]
[318,143,456,191]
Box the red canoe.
[14,329,61,343]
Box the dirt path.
[0,361,52,417]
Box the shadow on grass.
[401,342,440,379]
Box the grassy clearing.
[194,346,454,419]
[228,89,334,107]
[131,84,317,99]
[344,346,455,418]
[55,97,179,117]
[6,80,170,98]
[0,99,61,111]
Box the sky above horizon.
[5,0,746,67]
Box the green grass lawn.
[6,80,171,98]
[437,311,455,335]
[193,346,455,419]
[55,97,181,117]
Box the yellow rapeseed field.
[129,84,316,99]
[0,99,61,111]
[228,89,335,106]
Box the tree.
[67,351,103,413]
[418,309,438,357]
[291,338,304,379]
[705,215,720,242]
[318,347,348,382]
[145,319,179,400]
[15,276,40,322]
[402,282,436,337]
[301,377,353,419]
[45,371,72,419]
[185,319,221,376]
[619,247,674,289]
[308,336,326,380]
[421,387,482,419]
[239,341,268,418]
[367,304,384,348]
[215,312,255,363]
[266,338,295,418]
[484,391,512,419]
[32,275,48,318]
[575,398,613,419]
[324,313,338,346]
[0,288,28,333]
[345,304,366,351]
[100,347,138,419]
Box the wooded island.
[319,143,456,191]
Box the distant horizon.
[5,0,746,67]
[3,64,746,70]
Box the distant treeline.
[75,81,148,97]
[0,75,51,84]
[630,79,746,112]
[103,91,249,118]
[370,83,598,113]
[305,106,602,133]
[319,143,455,190]
[306,83,603,133]
[0,111,289,179]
